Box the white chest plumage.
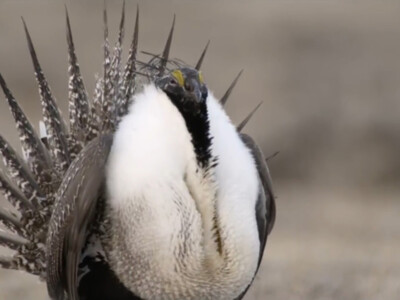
[105,84,260,300]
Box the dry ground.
[0,1,399,299]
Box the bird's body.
[0,5,275,300]
[100,85,260,299]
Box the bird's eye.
[170,78,178,85]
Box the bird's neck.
[166,93,225,260]
[165,92,213,169]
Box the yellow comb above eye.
[198,71,204,84]
[172,70,184,87]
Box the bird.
[0,3,275,300]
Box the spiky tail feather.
[0,4,141,279]
[0,1,257,286]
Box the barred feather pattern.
[87,76,104,141]
[0,224,47,276]
[0,3,237,286]
[0,208,23,236]
[109,41,124,128]
[0,170,49,243]
[23,21,72,175]
[66,10,89,154]
[0,135,43,205]
[0,74,53,189]
[108,2,125,128]
[0,172,33,213]
[118,5,139,120]
[100,8,115,132]
[0,233,24,251]
[0,165,49,276]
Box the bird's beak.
[185,78,202,103]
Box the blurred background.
[0,0,399,299]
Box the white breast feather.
[107,84,195,204]
[207,92,260,278]
[105,85,261,299]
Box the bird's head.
[156,67,212,166]
[156,67,208,115]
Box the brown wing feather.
[46,135,113,300]
[240,133,275,236]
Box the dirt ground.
[0,1,399,299]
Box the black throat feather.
[166,92,213,168]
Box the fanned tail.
[0,5,143,280]
[0,2,227,286]
[90,2,138,134]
